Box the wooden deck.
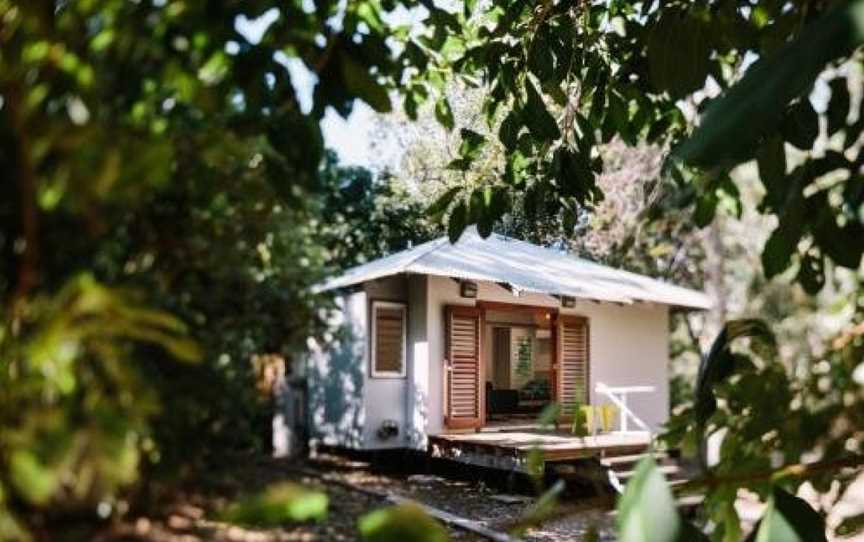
[428,430,652,473]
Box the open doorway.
[483,306,555,425]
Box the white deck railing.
[594,382,654,434]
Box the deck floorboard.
[429,430,652,469]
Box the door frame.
[476,301,560,426]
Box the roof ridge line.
[402,235,450,270]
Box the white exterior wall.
[308,275,419,450]
[424,276,471,437]
[361,276,411,449]
[311,274,672,451]
[406,274,430,447]
[423,276,671,435]
[306,291,367,448]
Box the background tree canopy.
[4,0,864,539]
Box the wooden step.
[613,464,682,482]
[600,451,668,469]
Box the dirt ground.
[86,451,864,541]
[93,453,618,542]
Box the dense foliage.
[4,0,864,539]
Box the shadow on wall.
[406,384,429,449]
[307,318,365,448]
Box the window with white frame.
[370,301,407,378]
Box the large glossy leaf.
[695,320,776,430]
[647,10,711,99]
[428,187,462,219]
[755,135,786,204]
[617,458,708,542]
[750,488,826,542]
[528,29,554,82]
[827,77,851,135]
[448,200,467,243]
[781,100,819,150]
[523,79,560,140]
[673,0,864,168]
[761,225,799,278]
[761,183,806,278]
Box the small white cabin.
[306,228,710,452]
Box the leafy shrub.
[220,483,328,526]
[358,503,448,542]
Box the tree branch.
[674,454,864,495]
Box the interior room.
[483,307,555,425]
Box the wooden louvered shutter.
[444,306,483,429]
[557,316,589,419]
[371,301,407,377]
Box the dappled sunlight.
[307,312,366,449]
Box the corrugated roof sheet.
[316,227,712,310]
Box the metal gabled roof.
[316,227,712,310]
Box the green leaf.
[488,186,510,223]
[647,10,711,99]
[673,0,864,167]
[752,487,826,542]
[468,187,485,227]
[609,92,632,144]
[555,147,594,201]
[498,109,521,152]
[781,100,819,150]
[448,200,467,243]
[404,92,418,120]
[797,251,825,294]
[762,187,806,277]
[435,97,455,131]
[528,30,554,82]
[464,0,477,19]
[428,187,462,219]
[341,54,392,113]
[221,483,329,526]
[756,135,786,195]
[523,79,560,140]
[762,225,799,278]
[695,320,776,432]
[358,503,449,542]
[458,128,486,160]
[827,77,851,135]
[693,193,718,228]
[9,451,59,505]
[445,157,471,171]
[617,458,681,542]
[835,512,864,537]
[811,204,864,269]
